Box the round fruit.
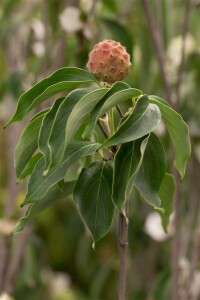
[86,39,132,84]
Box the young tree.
[5,39,190,300]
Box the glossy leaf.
[150,95,191,179]
[74,161,114,243]
[112,136,149,214]
[14,109,48,181]
[158,173,175,231]
[12,181,76,235]
[99,88,141,115]
[64,158,86,182]
[5,67,98,127]
[102,95,161,148]
[134,133,167,208]
[21,141,100,205]
[83,85,142,139]
[65,88,108,147]
[48,88,94,169]
[38,97,64,168]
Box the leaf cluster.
[6,67,190,244]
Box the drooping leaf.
[12,181,76,235]
[21,141,100,205]
[74,160,114,243]
[158,173,175,232]
[5,67,98,127]
[83,85,142,139]
[64,88,109,147]
[112,136,149,214]
[134,133,167,208]
[102,95,161,148]
[150,95,191,179]
[47,88,95,169]
[14,109,48,181]
[38,97,64,168]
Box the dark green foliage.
[8,67,190,245]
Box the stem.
[118,202,129,300]
[97,120,109,139]
[175,0,191,108]
[109,109,115,135]
[116,105,124,119]
[171,168,181,300]
[98,107,129,299]
[141,0,173,105]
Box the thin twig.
[141,0,173,105]
[97,120,109,139]
[116,105,124,119]
[98,108,128,299]
[182,216,200,300]
[171,168,181,300]
[175,0,192,108]
[0,99,21,292]
[4,226,31,295]
[171,2,192,299]
[118,202,129,300]
[155,0,164,56]
[181,157,199,258]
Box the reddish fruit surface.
[86,39,132,84]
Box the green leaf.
[65,88,109,147]
[38,97,64,169]
[134,133,167,208]
[14,109,48,181]
[158,173,175,232]
[94,87,142,120]
[64,158,86,182]
[48,88,95,169]
[149,95,170,107]
[17,153,43,182]
[12,181,76,235]
[5,67,98,127]
[150,95,191,179]
[102,95,161,148]
[83,85,142,139]
[21,141,100,205]
[74,161,114,243]
[112,136,149,214]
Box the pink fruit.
[86,39,132,84]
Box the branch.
[4,226,31,295]
[141,0,173,105]
[118,202,129,300]
[116,105,124,119]
[0,99,21,292]
[175,0,192,108]
[97,119,109,139]
[171,168,181,300]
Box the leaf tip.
[43,169,49,177]
[92,242,95,251]
[4,117,14,129]
[20,200,28,208]
[154,206,166,215]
